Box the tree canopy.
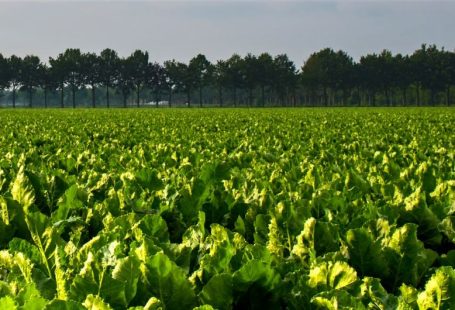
[0,44,454,107]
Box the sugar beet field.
[0,108,454,309]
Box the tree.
[64,49,83,108]
[440,49,455,106]
[301,48,353,106]
[272,54,298,106]
[359,53,383,106]
[8,55,22,108]
[256,53,274,106]
[225,54,244,106]
[213,60,228,106]
[81,52,101,108]
[128,50,149,107]
[49,54,67,108]
[332,50,355,105]
[189,54,212,107]
[100,48,119,108]
[37,64,56,108]
[148,62,166,107]
[164,60,179,107]
[376,50,395,105]
[447,50,455,106]
[20,55,41,107]
[414,45,446,106]
[393,54,412,106]
[0,53,10,96]
[116,57,134,108]
[301,49,334,106]
[165,61,194,107]
[243,53,259,106]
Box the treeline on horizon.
[0,44,454,108]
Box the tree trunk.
[106,84,110,108]
[12,86,16,108]
[430,89,435,106]
[219,86,223,107]
[402,88,407,106]
[92,84,96,108]
[60,85,64,108]
[199,86,203,108]
[233,88,237,107]
[261,85,265,107]
[136,86,140,107]
[72,86,76,108]
[323,87,328,106]
[447,86,451,106]
[248,88,253,107]
[187,90,191,107]
[168,88,172,107]
[44,88,48,108]
[416,86,420,106]
[29,87,32,108]
[123,93,127,108]
[385,89,390,106]
[154,89,159,108]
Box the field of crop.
[0,108,454,309]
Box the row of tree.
[0,44,454,108]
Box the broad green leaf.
[199,273,233,310]
[193,306,215,310]
[439,216,455,242]
[400,188,442,247]
[135,168,164,191]
[24,211,58,279]
[384,223,437,291]
[17,283,47,310]
[69,274,98,303]
[199,224,237,278]
[358,277,398,309]
[311,290,366,310]
[308,261,357,291]
[397,284,419,309]
[143,297,163,310]
[44,299,85,310]
[0,296,16,309]
[345,228,389,278]
[55,246,68,300]
[233,259,281,292]
[83,294,113,310]
[292,218,339,261]
[440,250,455,268]
[112,256,141,304]
[139,214,169,243]
[11,165,35,211]
[417,266,455,310]
[0,250,34,283]
[266,216,284,257]
[0,197,9,225]
[142,252,196,310]
[52,185,84,223]
[232,259,282,310]
[0,281,12,297]
[8,238,41,264]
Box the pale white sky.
[0,1,454,66]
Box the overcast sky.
[0,1,454,65]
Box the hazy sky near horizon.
[0,1,454,65]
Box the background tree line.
[0,44,454,108]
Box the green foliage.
[0,108,454,309]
